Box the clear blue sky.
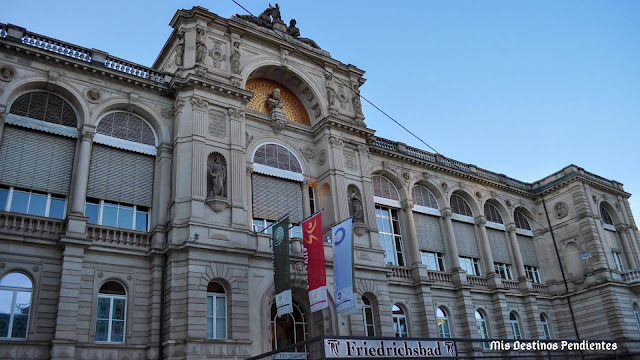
[3,1,639,222]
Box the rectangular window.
[1,187,66,219]
[524,265,541,283]
[612,251,625,272]
[84,199,149,231]
[308,187,316,214]
[95,295,126,343]
[376,206,404,266]
[422,252,445,271]
[459,257,481,276]
[494,262,513,280]
[207,293,227,339]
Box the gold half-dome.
[245,78,311,126]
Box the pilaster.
[475,216,496,277]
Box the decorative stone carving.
[32,266,40,272]
[349,188,365,223]
[592,195,598,204]
[553,201,569,219]
[338,85,348,109]
[325,72,338,113]
[196,28,207,64]
[245,131,254,146]
[161,107,173,119]
[402,172,411,182]
[351,83,363,117]
[237,4,275,27]
[79,129,95,142]
[97,272,103,278]
[441,208,453,218]
[441,182,448,191]
[329,136,344,148]
[475,191,482,199]
[127,275,133,281]
[175,30,185,66]
[0,65,15,81]
[312,104,321,118]
[506,199,512,208]
[505,223,517,233]
[209,42,226,68]
[228,107,244,121]
[475,216,487,226]
[318,150,327,165]
[0,263,4,269]
[230,40,241,75]
[230,76,242,88]
[208,110,225,138]
[286,19,300,36]
[280,47,289,67]
[85,88,101,102]
[172,99,185,117]
[357,144,369,154]
[300,146,314,160]
[344,149,356,171]
[190,97,208,112]
[207,153,227,198]
[270,117,288,134]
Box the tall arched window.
[450,194,473,217]
[437,307,451,338]
[600,204,624,271]
[450,193,481,275]
[510,312,522,340]
[392,304,408,337]
[271,301,307,351]
[633,303,640,331]
[95,281,127,343]
[514,209,540,283]
[475,310,490,349]
[0,272,33,339]
[540,314,552,339]
[207,282,227,339]
[484,203,503,224]
[362,295,376,336]
[514,210,532,231]
[373,175,404,266]
[413,186,445,271]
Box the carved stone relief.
[196,28,207,64]
[343,149,356,171]
[85,88,101,103]
[207,153,227,198]
[0,65,16,81]
[208,110,225,138]
[553,201,569,219]
[175,30,185,66]
[348,185,365,223]
[318,150,327,166]
[209,42,226,68]
[338,85,348,109]
[300,146,315,160]
[230,40,241,75]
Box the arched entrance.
[271,301,307,351]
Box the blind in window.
[487,228,511,264]
[0,125,75,195]
[86,144,154,207]
[414,213,445,252]
[605,230,620,251]
[453,221,479,257]
[252,173,303,223]
[516,234,539,266]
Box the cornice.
[312,117,375,139]
[170,73,253,103]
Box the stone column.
[475,216,495,275]
[401,200,421,267]
[246,166,253,228]
[617,224,639,269]
[441,208,461,271]
[506,223,527,281]
[0,110,6,149]
[229,107,246,226]
[70,128,94,214]
[302,179,311,218]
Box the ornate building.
[0,5,639,360]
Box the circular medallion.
[274,227,285,247]
[553,201,569,219]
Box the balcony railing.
[532,283,548,293]
[0,211,62,239]
[86,225,150,249]
[427,270,452,284]
[502,279,520,290]
[622,269,640,283]
[467,275,488,287]
[21,32,92,62]
[390,266,411,280]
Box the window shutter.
[414,213,445,252]
[86,144,154,207]
[453,221,479,257]
[517,234,539,266]
[252,173,303,223]
[0,126,75,195]
[487,228,511,264]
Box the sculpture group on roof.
[236,3,320,49]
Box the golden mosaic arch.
[245,78,311,126]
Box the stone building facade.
[0,5,639,360]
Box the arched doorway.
[271,301,307,351]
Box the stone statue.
[175,31,184,66]
[350,190,365,223]
[325,73,336,106]
[230,41,241,74]
[196,28,207,64]
[271,88,281,101]
[352,85,363,117]
[208,155,227,198]
[287,19,300,37]
[271,3,281,21]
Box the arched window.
[633,303,640,331]
[450,194,473,217]
[510,312,522,340]
[362,295,376,336]
[540,314,552,340]
[96,281,126,343]
[372,175,399,201]
[514,210,532,231]
[484,203,503,224]
[253,143,303,175]
[207,282,227,339]
[413,186,438,209]
[392,304,408,337]
[600,204,614,225]
[271,301,307,351]
[10,91,77,127]
[372,176,404,266]
[437,307,451,338]
[96,112,155,146]
[600,204,624,271]
[475,310,490,349]
[0,272,33,339]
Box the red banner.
[302,212,328,312]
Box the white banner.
[324,338,456,358]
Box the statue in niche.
[175,31,185,66]
[350,190,365,223]
[325,73,336,106]
[196,28,207,64]
[351,86,363,117]
[207,155,227,198]
[286,19,300,37]
[230,41,241,75]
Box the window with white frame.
[392,304,408,337]
[525,265,542,283]
[85,199,149,231]
[475,310,490,349]
[540,314,552,340]
[510,312,522,340]
[514,210,532,231]
[484,203,503,224]
[95,281,126,343]
[252,218,302,239]
[633,303,640,331]
[422,252,445,271]
[494,262,513,280]
[308,187,317,214]
[206,282,227,339]
[362,295,376,336]
[0,272,33,339]
[612,251,625,272]
[460,257,481,276]
[376,207,404,266]
[437,307,451,338]
[0,186,66,219]
[271,301,307,351]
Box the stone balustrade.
[22,32,92,62]
[0,211,62,239]
[427,270,452,283]
[622,269,640,283]
[532,283,548,293]
[502,279,520,290]
[86,224,150,249]
[467,275,488,287]
[390,266,412,279]
[104,55,169,83]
